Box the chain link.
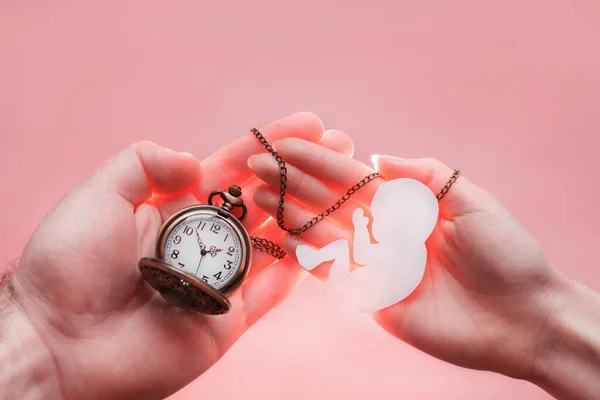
[436,169,461,200]
[250,236,286,259]
[248,127,460,259]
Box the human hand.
[0,113,354,400]
[248,140,563,381]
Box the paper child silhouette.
[296,178,439,313]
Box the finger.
[372,155,483,217]
[248,151,359,226]
[240,128,355,234]
[274,137,376,187]
[319,129,354,156]
[93,141,201,207]
[247,129,353,193]
[249,136,379,218]
[270,137,383,205]
[196,112,324,199]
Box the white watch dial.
[163,214,243,290]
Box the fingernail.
[371,154,381,170]
[272,140,284,152]
[372,154,405,172]
[247,154,258,169]
[272,138,298,152]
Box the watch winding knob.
[228,185,242,197]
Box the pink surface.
[2,1,599,399]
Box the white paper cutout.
[296,178,439,313]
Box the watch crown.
[228,185,242,197]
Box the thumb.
[92,141,201,206]
[372,155,481,216]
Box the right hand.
[249,142,562,381]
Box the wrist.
[529,275,600,400]
[0,282,61,400]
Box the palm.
[248,144,556,380]
[11,113,348,400]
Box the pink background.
[2,1,599,399]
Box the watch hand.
[209,246,223,257]
[195,253,204,276]
[196,229,205,250]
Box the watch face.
[162,210,245,291]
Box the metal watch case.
[138,186,251,315]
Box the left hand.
[248,138,561,383]
[2,113,353,400]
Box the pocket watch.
[138,185,251,315]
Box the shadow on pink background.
[1,1,599,399]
